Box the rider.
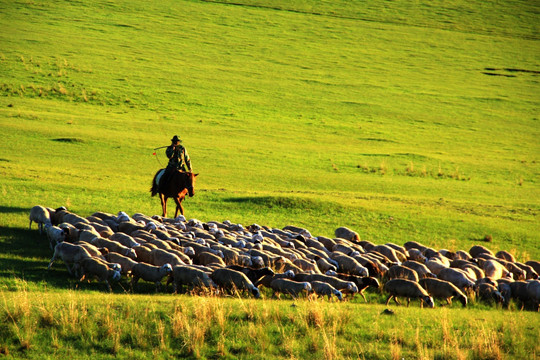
[166,135,192,172]
[160,135,192,189]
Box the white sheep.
[526,280,540,311]
[58,222,80,242]
[371,244,404,264]
[29,205,52,235]
[255,270,295,288]
[469,245,494,258]
[315,256,337,273]
[336,274,380,302]
[133,245,154,264]
[437,268,476,292]
[330,253,369,277]
[75,257,121,291]
[293,258,321,274]
[407,249,427,263]
[483,260,512,280]
[48,242,92,275]
[78,229,101,243]
[74,242,107,259]
[90,237,137,260]
[44,224,68,250]
[334,227,360,242]
[169,265,217,293]
[116,211,131,223]
[108,232,140,248]
[210,268,260,298]
[130,263,173,291]
[419,278,467,307]
[402,260,435,279]
[383,279,434,308]
[198,251,226,267]
[387,265,420,282]
[62,213,90,226]
[477,283,505,305]
[454,250,472,261]
[269,278,312,299]
[311,281,343,301]
[294,273,358,296]
[425,259,448,276]
[150,248,185,267]
[104,252,139,275]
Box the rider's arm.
[184,148,192,171]
[165,145,174,159]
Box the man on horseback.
[166,135,192,172]
[159,135,192,190]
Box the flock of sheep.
[29,205,540,310]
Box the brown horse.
[150,169,198,218]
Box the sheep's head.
[184,247,195,257]
[366,277,380,289]
[117,212,131,223]
[347,282,359,293]
[252,232,264,243]
[458,294,468,307]
[126,249,137,260]
[513,268,525,281]
[303,282,312,292]
[251,286,261,299]
[493,290,505,304]
[423,296,435,308]
[111,263,122,272]
[251,256,264,269]
[145,222,157,231]
[175,222,187,231]
[242,257,253,267]
[333,289,343,301]
[162,264,173,274]
[325,270,337,277]
[234,240,247,249]
[112,270,122,282]
[357,265,369,277]
[284,270,295,279]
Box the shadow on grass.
[0,205,29,214]
[0,226,175,294]
[224,196,329,211]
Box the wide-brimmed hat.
[171,135,181,143]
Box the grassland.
[0,0,539,358]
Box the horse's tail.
[150,169,161,197]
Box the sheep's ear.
[194,173,199,177]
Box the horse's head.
[185,172,199,197]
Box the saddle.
[156,169,166,190]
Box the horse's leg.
[173,197,184,217]
[160,194,167,217]
[173,197,182,217]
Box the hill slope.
[1,0,538,256]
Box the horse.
[150,169,198,218]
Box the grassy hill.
[0,0,539,358]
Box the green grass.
[1,288,539,360]
[0,0,539,358]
